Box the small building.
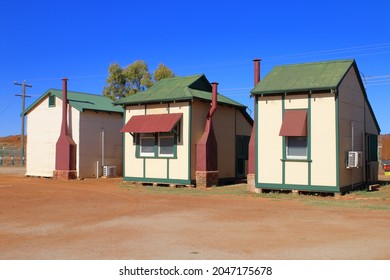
[25,83,123,178]
[248,59,380,194]
[115,74,253,187]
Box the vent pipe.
[60,78,69,137]
[253,58,261,86]
[209,82,218,119]
[248,59,261,175]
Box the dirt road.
[0,170,389,260]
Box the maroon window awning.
[121,113,183,133]
[279,110,307,136]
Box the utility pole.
[15,80,32,166]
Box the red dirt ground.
[0,169,389,260]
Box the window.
[48,95,56,107]
[286,136,307,159]
[137,131,177,158]
[159,134,175,157]
[140,135,155,157]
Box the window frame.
[139,134,156,157]
[48,95,56,107]
[135,124,180,159]
[286,136,308,160]
[158,133,175,158]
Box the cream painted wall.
[124,105,145,178]
[191,100,252,180]
[190,101,209,179]
[123,102,190,181]
[285,161,308,185]
[311,93,337,186]
[235,109,252,135]
[338,67,366,187]
[213,105,236,178]
[146,104,169,115]
[257,96,283,184]
[26,96,80,177]
[284,94,308,110]
[78,110,123,178]
[168,102,190,180]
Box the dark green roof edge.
[349,62,381,133]
[251,59,380,133]
[23,88,123,116]
[113,74,247,109]
[251,59,355,95]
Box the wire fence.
[0,148,24,166]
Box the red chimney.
[54,78,77,179]
[195,81,219,188]
[209,82,218,119]
[60,78,69,136]
[253,58,261,86]
[248,58,261,175]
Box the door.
[236,136,250,179]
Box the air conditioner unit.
[347,151,362,168]
[103,165,117,177]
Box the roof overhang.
[120,113,183,134]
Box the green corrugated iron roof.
[114,74,245,108]
[24,89,123,116]
[251,59,355,95]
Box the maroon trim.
[279,110,308,136]
[120,113,183,133]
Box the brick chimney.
[195,82,219,188]
[248,59,261,191]
[53,78,77,180]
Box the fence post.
[12,155,15,165]
[0,155,2,165]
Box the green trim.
[135,133,178,159]
[282,95,286,185]
[281,159,312,162]
[308,93,312,186]
[154,133,158,155]
[143,158,146,178]
[135,134,140,157]
[188,101,192,181]
[48,95,56,107]
[167,159,169,179]
[254,96,259,185]
[124,176,191,185]
[256,182,339,193]
[122,113,126,178]
[24,88,123,116]
[335,91,340,189]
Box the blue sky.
[1,0,390,136]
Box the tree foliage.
[103,60,174,100]
[154,63,175,82]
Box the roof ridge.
[277,59,355,68]
[49,88,108,98]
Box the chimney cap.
[211,82,219,85]
[253,58,261,62]
[62,77,69,81]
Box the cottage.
[25,79,123,178]
[115,74,253,187]
[248,59,380,194]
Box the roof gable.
[252,59,355,95]
[114,74,246,108]
[24,89,123,115]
